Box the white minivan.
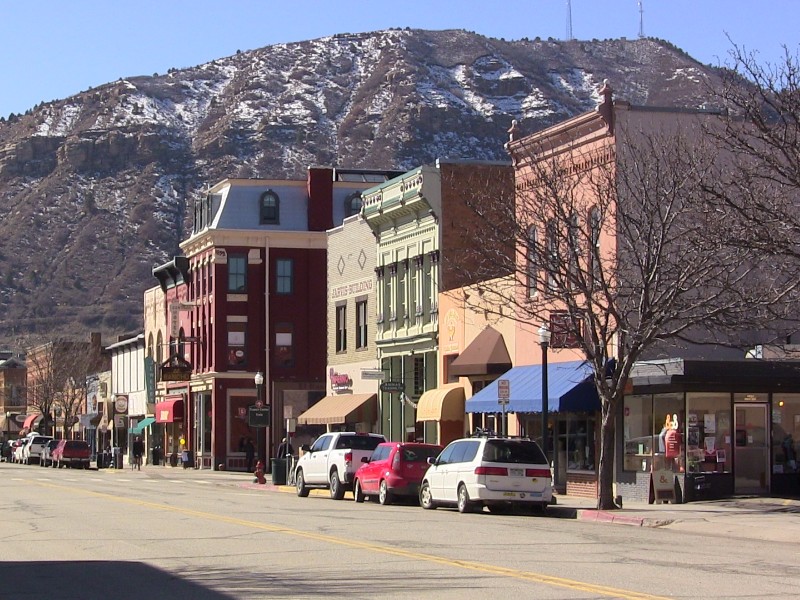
[419,434,553,514]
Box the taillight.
[475,466,508,476]
[392,452,400,470]
[344,451,352,464]
[526,468,551,478]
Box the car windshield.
[65,441,87,448]
[402,446,441,462]
[32,437,49,444]
[483,440,547,464]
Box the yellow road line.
[32,480,671,600]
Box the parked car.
[419,434,553,514]
[353,442,443,505]
[295,432,387,499]
[1,439,17,462]
[21,435,54,465]
[40,439,61,467]
[52,439,91,469]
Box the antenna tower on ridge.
[565,0,573,41]
[638,1,644,38]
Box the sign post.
[497,379,510,437]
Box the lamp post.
[538,323,551,463]
[254,371,264,464]
[5,410,10,441]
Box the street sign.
[255,399,264,408]
[361,369,386,380]
[498,379,510,404]
[248,406,271,427]
[380,381,404,393]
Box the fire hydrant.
[253,460,266,485]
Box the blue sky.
[1,0,798,117]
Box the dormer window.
[345,192,363,217]
[260,190,280,225]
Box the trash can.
[97,452,107,469]
[169,452,178,467]
[152,446,161,466]
[112,447,123,469]
[271,458,287,485]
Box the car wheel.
[419,481,437,510]
[329,470,345,500]
[295,469,310,497]
[378,480,392,506]
[353,479,365,503]
[457,484,475,513]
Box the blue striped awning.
[465,360,600,414]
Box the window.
[355,299,368,349]
[260,190,279,224]
[276,258,293,294]
[227,324,247,368]
[526,225,537,297]
[773,394,800,474]
[275,323,294,368]
[345,192,363,217]
[686,393,732,475]
[567,212,580,289]
[549,311,581,349]
[413,356,425,396]
[546,220,559,292]
[335,304,347,353]
[589,206,601,287]
[623,395,653,472]
[310,434,332,452]
[228,255,247,293]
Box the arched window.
[345,192,363,217]
[260,190,280,224]
[526,225,537,297]
[147,333,154,358]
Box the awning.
[155,399,184,423]
[417,383,466,422]
[297,393,376,425]
[449,326,512,377]
[130,417,156,434]
[465,361,600,414]
[22,413,43,429]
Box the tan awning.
[297,393,377,425]
[416,384,466,422]
[449,326,512,377]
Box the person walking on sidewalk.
[132,436,144,471]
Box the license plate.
[509,468,523,477]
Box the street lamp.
[5,410,10,440]
[254,371,264,464]
[538,323,551,464]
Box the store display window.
[685,393,731,474]
[772,393,800,474]
[562,414,596,471]
[653,393,684,473]
[623,394,653,472]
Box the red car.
[52,440,91,469]
[353,442,443,505]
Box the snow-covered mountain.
[0,29,723,345]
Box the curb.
[577,509,646,526]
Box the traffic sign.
[248,406,271,427]
[380,381,404,393]
[498,379,510,405]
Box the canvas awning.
[465,361,600,414]
[449,326,512,377]
[155,398,184,423]
[297,393,376,425]
[130,417,156,434]
[416,384,466,422]
[22,413,43,429]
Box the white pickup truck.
[294,432,386,500]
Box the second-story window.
[276,258,293,294]
[355,299,368,349]
[228,255,247,293]
[527,225,537,297]
[260,190,280,225]
[336,303,347,353]
[345,192,363,217]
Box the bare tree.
[458,119,790,509]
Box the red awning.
[22,413,42,429]
[155,399,184,423]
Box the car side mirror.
[427,456,436,466]
[300,444,310,453]
[361,456,369,463]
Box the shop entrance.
[734,404,769,494]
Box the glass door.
[734,404,769,494]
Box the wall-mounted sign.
[380,381,404,393]
[114,395,129,413]
[330,278,373,300]
[329,368,353,392]
[160,354,193,382]
[248,406,271,427]
[361,369,386,381]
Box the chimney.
[307,166,334,232]
[90,332,102,348]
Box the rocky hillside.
[0,29,724,347]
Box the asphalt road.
[1,462,799,599]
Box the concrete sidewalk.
[107,465,800,543]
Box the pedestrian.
[277,437,293,457]
[132,436,144,471]
[244,437,255,472]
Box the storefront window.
[772,394,800,474]
[565,414,595,471]
[229,395,253,454]
[653,393,684,473]
[623,395,653,472]
[685,393,731,474]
